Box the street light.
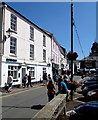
[6,28,17,38]
[70,2,74,101]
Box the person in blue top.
[58,75,69,101]
[60,80,68,94]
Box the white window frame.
[30,44,34,60]
[8,66,18,79]
[43,49,46,62]
[10,37,17,55]
[10,14,17,31]
[29,67,35,78]
[43,35,46,47]
[30,26,34,41]
[43,68,46,74]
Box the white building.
[0,2,53,87]
[0,2,68,88]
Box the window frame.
[10,14,17,31]
[8,66,18,79]
[30,26,34,41]
[43,35,46,47]
[43,49,46,62]
[10,37,17,55]
[30,44,34,60]
[29,67,35,79]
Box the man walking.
[27,74,32,87]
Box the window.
[10,14,17,31]
[30,26,34,41]
[8,66,18,79]
[43,35,46,47]
[29,67,35,78]
[30,44,34,59]
[10,37,17,55]
[43,49,46,61]
[43,68,46,75]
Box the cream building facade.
[0,2,67,87]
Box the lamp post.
[6,28,17,38]
[70,2,74,100]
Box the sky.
[6,2,96,60]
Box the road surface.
[1,86,48,119]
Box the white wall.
[1,6,52,87]
[52,38,61,65]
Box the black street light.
[70,2,74,101]
[6,28,17,38]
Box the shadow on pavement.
[2,105,31,108]
[31,104,45,110]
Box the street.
[1,76,83,119]
[1,86,48,119]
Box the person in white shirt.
[7,73,13,92]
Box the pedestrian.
[7,73,13,92]
[43,73,47,85]
[5,83,9,92]
[48,74,52,81]
[53,74,58,83]
[57,75,62,94]
[27,74,32,87]
[23,74,28,88]
[47,80,55,101]
[58,75,69,101]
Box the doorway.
[22,68,26,80]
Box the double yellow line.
[0,86,42,98]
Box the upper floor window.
[30,26,34,41]
[43,35,46,47]
[10,14,17,31]
[10,37,17,55]
[43,49,46,62]
[30,44,34,59]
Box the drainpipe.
[51,33,53,77]
[0,3,6,87]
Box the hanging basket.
[67,51,78,60]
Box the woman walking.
[47,80,55,101]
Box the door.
[22,68,26,81]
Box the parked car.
[80,75,98,85]
[84,75,98,81]
[87,89,98,100]
[81,80,98,89]
[69,101,98,120]
[82,84,98,96]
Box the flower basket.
[67,51,78,60]
[67,81,80,90]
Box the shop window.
[29,67,35,78]
[8,66,18,79]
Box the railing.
[32,94,66,120]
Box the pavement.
[56,93,85,120]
